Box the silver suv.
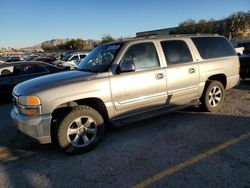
[11,34,240,154]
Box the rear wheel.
[57,105,104,154]
[200,81,225,112]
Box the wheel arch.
[207,74,227,88]
[52,97,110,125]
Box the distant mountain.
[32,39,69,48]
[19,38,100,52]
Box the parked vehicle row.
[5,55,23,62]
[52,52,89,69]
[1,52,89,70]
[35,56,56,64]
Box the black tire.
[57,105,104,154]
[200,81,225,112]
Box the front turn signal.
[19,96,41,106]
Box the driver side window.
[122,43,160,70]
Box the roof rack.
[172,33,219,37]
[135,33,163,38]
[135,33,219,38]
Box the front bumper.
[11,107,52,144]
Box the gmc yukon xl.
[11,34,240,154]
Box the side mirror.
[117,60,135,73]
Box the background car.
[239,54,250,79]
[235,41,250,79]
[0,61,65,97]
[34,56,56,64]
[5,56,23,62]
[0,56,5,63]
[52,52,89,69]
[24,54,40,61]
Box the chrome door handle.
[155,73,164,80]
[189,68,195,74]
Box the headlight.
[17,96,41,116]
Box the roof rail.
[135,33,162,38]
[135,33,220,38]
[172,33,219,37]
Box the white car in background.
[53,52,89,69]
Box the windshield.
[62,54,72,61]
[77,44,122,72]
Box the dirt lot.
[0,80,250,188]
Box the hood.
[13,70,96,96]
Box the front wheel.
[200,81,225,112]
[57,105,104,154]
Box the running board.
[111,99,200,127]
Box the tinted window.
[123,43,159,70]
[19,64,47,75]
[80,54,87,59]
[192,37,236,59]
[161,40,193,65]
[62,54,71,61]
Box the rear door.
[161,39,199,104]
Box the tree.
[227,11,250,40]
[41,44,56,51]
[41,38,94,51]
[179,19,196,27]
[101,34,115,44]
[170,10,250,40]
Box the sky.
[0,0,249,48]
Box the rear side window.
[192,37,236,59]
[161,40,193,65]
[80,54,87,59]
